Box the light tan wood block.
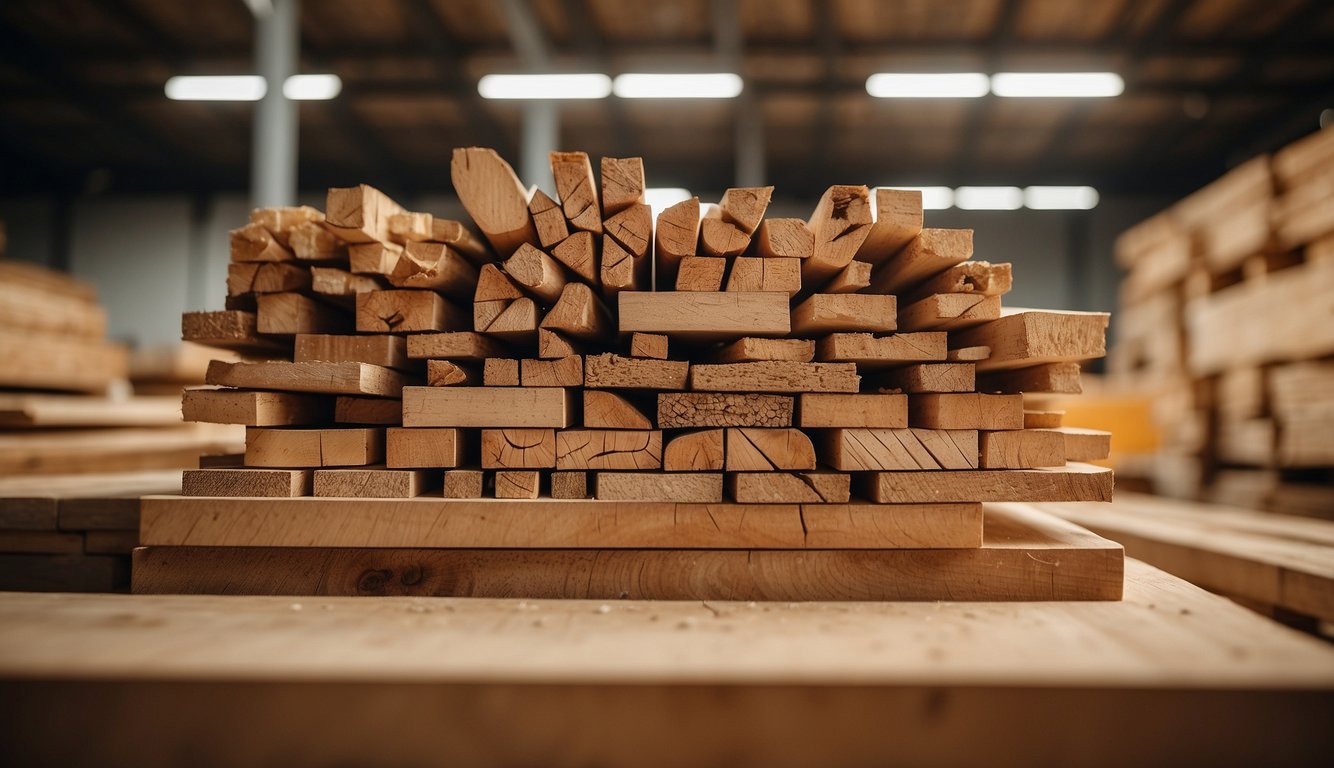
[584,354,689,390]
[979,430,1067,469]
[949,345,991,362]
[725,428,816,471]
[550,230,598,284]
[249,205,324,246]
[482,358,520,386]
[528,187,570,249]
[690,361,859,393]
[426,360,478,386]
[750,217,813,259]
[855,187,923,265]
[550,470,589,499]
[951,310,1110,372]
[600,156,645,217]
[478,297,539,344]
[205,360,407,397]
[868,228,974,294]
[482,429,556,469]
[385,212,490,263]
[593,472,723,502]
[538,328,581,359]
[541,282,613,342]
[356,290,468,334]
[520,355,583,387]
[1024,410,1065,429]
[309,267,384,299]
[898,294,1000,332]
[181,310,288,354]
[314,468,428,499]
[662,429,725,471]
[820,259,872,294]
[333,397,401,425]
[406,332,510,360]
[798,393,907,428]
[819,428,979,471]
[450,147,537,257]
[387,242,478,300]
[658,392,793,428]
[699,218,751,258]
[725,256,801,295]
[903,260,1012,303]
[729,472,850,504]
[256,293,349,335]
[629,332,668,359]
[443,469,485,498]
[245,427,385,468]
[654,197,700,285]
[229,222,294,262]
[294,334,409,371]
[181,468,311,497]
[720,186,773,234]
[182,388,330,427]
[227,261,310,295]
[815,332,947,368]
[583,390,653,429]
[859,463,1115,503]
[403,387,574,428]
[1051,427,1112,462]
[550,150,602,234]
[791,293,896,336]
[619,291,789,342]
[325,184,404,243]
[873,363,975,393]
[675,256,726,291]
[910,393,1024,430]
[556,430,662,470]
[386,428,467,468]
[348,241,403,276]
[977,363,1083,394]
[504,242,568,305]
[495,470,541,499]
[604,203,651,259]
[804,185,872,284]
[714,337,814,363]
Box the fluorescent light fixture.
[1024,185,1099,210]
[613,73,743,99]
[991,72,1124,98]
[643,187,693,217]
[866,73,989,98]
[283,74,342,100]
[165,75,265,101]
[477,73,612,100]
[883,186,954,210]
[955,186,1023,210]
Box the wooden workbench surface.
[2,559,1332,767]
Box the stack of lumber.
[0,470,183,592]
[0,260,243,480]
[1110,127,1334,515]
[149,146,1117,601]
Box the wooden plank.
[178,467,308,499]
[333,396,400,425]
[325,184,404,244]
[205,360,407,397]
[309,267,384,299]
[699,219,751,258]
[528,188,570,249]
[903,261,1012,303]
[713,337,814,363]
[182,388,330,426]
[819,428,979,471]
[181,310,288,355]
[226,262,310,296]
[604,203,652,261]
[977,363,1083,394]
[229,222,293,262]
[690,361,859,393]
[519,356,582,387]
[653,197,700,285]
[814,332,947,368]
[750,217,814,259]
[658,392,793,428]
[443,469,485,499]
[348,242,402,276]
[504,243,567,305]
[244,428,385,468]
[724,256,801,295]
[550,231,598,284]
[0,531,85,555]
[949,345,991,362]
[797,393,907,428]
[556,430,662,470]
[256,293,349,335]
[600,157,645,217]
[425,360,478,386]
[495,470,541,499]
[1050,427,1112,462]
[550,470,589,499]
[910,393,1024,430]
[662,429,725,471]
[293,334,410,371]
[720,186,773,235]
[314,468,429,499]
[868,228,974,294]
[355,290,468,334]
[593,473,723,502]
[584,354,689,390]
[729,472,850,504]
[387,242,478,300]
[952,310,1110,372]
[819,260,872,294]
[0,394,176,429]
[855,187,923,265]
[406,332,510,361]
[674,256,726,291]
[550,150,602,234]
[619,291,789,342]
[859,463,1114,503]
[482,358,520,386]
[386,428,467,468]
[0,425,243,476]
[384,213,489,264]
[482,429,556,469]
[450,147,536,257]
[725,428,815,471]
[601,236,648,297]
[872,363,975,393]
[790,293,896,335]
[538,329,580,359]
[629,332,668,360]
[1024,410,1065,429]
[583,390,652,429]
[402,387,575,428]
[804,185,872,284]
[897,294,1000,332]
[540,282,613,342]
[979,430,1067,469]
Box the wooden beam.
[504,242,568,305]
[855,188,923,265]
[386,427,468,468]
[814,332,947,368]
[482,428,557,469]
[482,358,520,386]
[450,147,537,257]
[690,361,858,393]
[872,363,975,394]
[387,242,478,300]
[654,197,700,286]
[977,363,1083,394]
[897,294,1001,332]
[629,332,668,360]
[205,360,407,397]
[713,337,814,363]
[550,150,602,234]
[790,293,896,335]
[356,290,468,334]
[256,293,349,335]
[725,428,816,471]
[902,261,1012,304]
[725,257,801,295]
[583,390,653,429]
[402,386,575,428]
[528,187,570,249]
[520,355,583,387]
[818,428,978,471]
[618,291,789,342]
[584,354,689,390]
[181,468,311,497]
[720,186,773,235]
[495,470,541,499]
[182,388,330,427]
[245,427,385,468]
[294,334,410,371]
[594,472,723,502]
[675,256,727,291]
[662,429,725,471]
[750,218,813,259]
[803,185,872,285]
[406,332,510,361]
[325,184,404,244]
[314,468,429,498]
[797,393,907,428]
[658,392,793,428]
[600,156,645,217]
[550,230,598,284]
[909,393,1024,430]
[868,229,974,295]
[556,430,662,470]
[979,429,1067,469]
[858,463,1114,503]
[729,472,849,504]
[951,310,1109,371]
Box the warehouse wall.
[1,192,1170,349]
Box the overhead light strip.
[866,71,1123,98]
[165,74,343,101]
[866,73,988,99]
[880,186,1101,211]
[612,73,743,99]
[477,73,612,100]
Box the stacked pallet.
[147,147,1117,601]
[1111,127,1334,515]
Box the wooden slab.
[139,496,980,550]
[205,360,407,397]
[814,332,947,368]
[872,363,975,393]
[314,468,429,499]
[980,430,1067,469]
[797,393,907,428]
[713,337,814,363]
[729,472,851,504]
[594,472,724,502]
[550,150,602,234]
[244,428,385,468]
[868,228,974,294]
[858,463,1114,503]
[675,256,727,291]
[255,293,349,335]
[181,310,288,354]
[584,354,689,390]
[482,429,557,469]
[293,334,410,371]
[356,290,468,334]
[556,430,662,470]
[406,332,510,361]
[952,310,1110,372]
[725,428,816,471]
[181,389,331,427]
[402,387,575,428]
[819,428,979,471]
[181,469,312,498]
[978,363,1083,394]
[618,292,790,342]
[600,156,645,216]
[690,361,859,393]
[909,393,1024,430]
[386,428,468,468]
[790,293,896,336]
[804,185,872,284]
[662,429,725,471]
[898,294,1000,331]
[482,357,519,386]
[658,392,793,428]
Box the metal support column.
[502,0,557,194]
[251,0,299,207]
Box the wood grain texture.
[387,242,478,300]
[897,293,1000,332]
[556,430,662,470]
[181,310,287,354]
[790,293,895,335]
[324,185,403,244]
[520,355,583,387]
[819,428,979,470]
[425,360,478,386]
[674,256,726,291]
[855,187,923,264]
[804,185,872,284]
[181,468,312,497]
[593,472,724,503]
[872,363,975,393]
[583,390,653,429]
[724,257,802,295]
[244,427,385,468]
[205,360,408,397]
[653,197,700,284]
[952,310,1110,372]
[977,363,1083,394]
[528,188,570,249]
[406,332,510,360]
[725,428,816,471]
[797,393,907,428]
[482,429,556,469]
[314,468,429,498]
[600,157,645,217]
[182,389,331,427]
[858,463,1114,503]
[541,282,613,342]
[356,290,468,334]
[909,393,1024,430]
[729,472,850,504]
[450,147,536,257]
[332,396,400,425]
[584,354,689,390]
[750,217,813,259]
[980,430,1068,469]
[550,471,589,499]
[386,428,467,468]
[814,332,947,368]
[256,293,349,335]
[713,337,814,363]
[662,429,725,471]
[550,150,602,234]
[868,228,973,294]
[658,393,793,428]
[903,260,1012,304]
[618,291,789,342]
[402,387,575,428]
[690,361,859,393]
[443,469,484,499]
[495,470,541,499]
[294,334,410,371]
[629,332,668,360]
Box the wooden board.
[482,429,556,469]
[556,430,662,470]
[182,389,331,427]
[356,290,468,334]
[618,292,789,342]
[725,428,816,471]
[977,363,1083,394]
[897,293,1000,331]
[728,472,850,504]
[402,386,575,428]
[658,392,793,428]
[314,468,429,499]
[386,428,467,468]
[139,495,979,549]
[868,228,974,294]
[814,332,947,368]
[855,187,922,264]
[690,361,859,393]
[256,293,349,335]
[593,472,724,502]
[952,309,1110,372]
[796,393,907,428]
[0,394,183,429]
[584,354,689,390]
[713,337,814,363]
[449,147,535,257]
[0,424,243,476]
[180,310,288,355]
[582,390,652,429]
[0,328,128,393]
[182,468,311,497]
[293,334,410,371]
[205,360,407,397]
[790,293,896,336]
[858,463,1114,503]
[980,430,1067,469]
[909,393,1024,430]
[819,428,978,471]
[406,332,510,360]
[872,363,975,393]
[244,427,385,468]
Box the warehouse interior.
[1,1,1332,766]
